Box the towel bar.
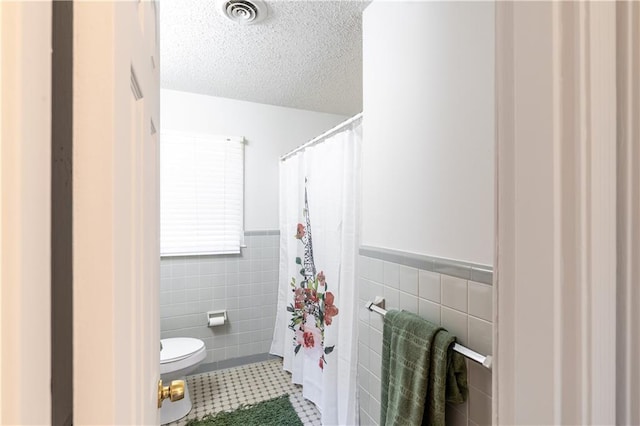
[365,300,493,370]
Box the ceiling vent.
[220,0,269,25]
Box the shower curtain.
[270,119,361,425]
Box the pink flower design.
[305,288,318,303]
[303,330,315,348]
[325,291,335,306]
[289,221,339,369]
[302,320,323,358]
[295,223,306,239]
[324,292,339,326]
[294,288,305,309]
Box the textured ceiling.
[160,0,368,116]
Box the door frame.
[494,1,638,424]
[615,3,640,423]
[0,2,53,424]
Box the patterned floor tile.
[165,358,322,426]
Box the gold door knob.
[157,379,185,408]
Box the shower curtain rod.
[280,112,363,161]
[365,300,493,369]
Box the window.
[160,132,244,256]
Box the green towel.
[426,327,468,425]
[380,310,468,426]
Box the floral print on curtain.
[287,183,339,370]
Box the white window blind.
[160,132,244,256]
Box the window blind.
[160,132,244,256]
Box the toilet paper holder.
[207,310,227,327]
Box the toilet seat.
[161,338,205,363]
[160,338,206,375]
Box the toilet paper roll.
[208,316,225,327]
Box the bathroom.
[4,0,640,424]
[158,0,493,425]
[5,0,638,424]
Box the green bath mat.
[186,394,303,426]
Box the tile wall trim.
[244,230,280,236]
[359,245,493,285]
[193,353,279,374]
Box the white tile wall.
[160,233,279,364]
[358,254,493,426]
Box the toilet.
[160,337,207,424]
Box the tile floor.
[166,358,322,426]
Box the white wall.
[161,89,348,231]
[361,1,495,265]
